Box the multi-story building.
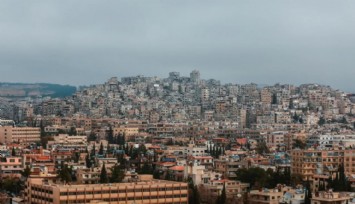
[249,186,305,204]
[0,126,40,144]
[291,149,355,180]
[25,177,188,204]
[311,191,352,204]
[52,134,87,144]
[76,167,101,184]
[0,156,23,178]
[214,155,243,180]
[199,179,249,204]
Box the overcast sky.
[0,1,354,92]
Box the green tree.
[22,165,31,178]
[256,140,270,154]
[68,126,77,136]
[340,116,348,124]
[72,152,80,163]
[291,173,303,186]
[110,164,125,183]
[218,183,227,204]
[107,126,114,144]
[304,179,312,204]
[318,117,326,126]
[236,167,269,189]
[85,154,92,168]
[88,132,97,142]
[58,163,72,183]
[11,147,16,156]
[0,177,23,194]
[188,178,200,204]
[272,93,278,104]
[98,142,104,155]
[90,143,96,157]
[293,139,307,149]
[100,163,108,183]
[139,162,152,174]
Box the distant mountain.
[0,82,76,98]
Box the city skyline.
[1,1,355,92]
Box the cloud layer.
[0,1,354,91]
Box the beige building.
[0,156,23,178]
[291,149,355,181]
[249,186,304,204]
[52,134,87,144]
[311,191,352,204]
[113,127,139,136]
[199,179,249,204]
[25,177,188,204]
[0,126,40,144]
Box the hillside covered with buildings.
[0,70,354,204]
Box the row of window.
[31,194,53,202]
[59,187,185,196]
[56,195,188,203]
[60,188,185,196]
[59,201,187,204]
[31,187,53,194]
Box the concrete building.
[199,179,249,204]
[311,191,352,204]
[249,186,304,204]
[291,149,355,181]
[0,156,23,178]
[25,177,188,204]
[0,126,40,144]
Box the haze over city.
[2,2,355,203]
[0,1,355,92]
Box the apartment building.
[25,177,188,204]
[249,186,305,204]
[199,179,249,204]
[311,191,352,204]
[0,156,23,178]
[291,149,355,180]
[0,126,40,144]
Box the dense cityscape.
[0,70,354,203]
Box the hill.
[0,82,76,98]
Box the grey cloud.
[0,0,354,91]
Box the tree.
[107,126,114,144]
[256,141,270,154]
[110,164,125,183]
[329,164,351,191]
[68,126,77,136]
[236,167,269,189]
[98,142,104,155]
[188,177,200,204]
[219,183,227,204]
[100,163,108,183]
[72,152,80,163]
[304,179,312,204]
[293,139,307,149]
[340,116,348,124]
[85,154,92,168]
[0,177,23,194]
[88,132,97,142]
[22,165,31,177]
[106,143,111,155]
[139,162,152,174]
[58,163,72,183]
[318,117,326,126]
[90,143,96,157]
[291,173,303,186]
[11,147,16,156]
